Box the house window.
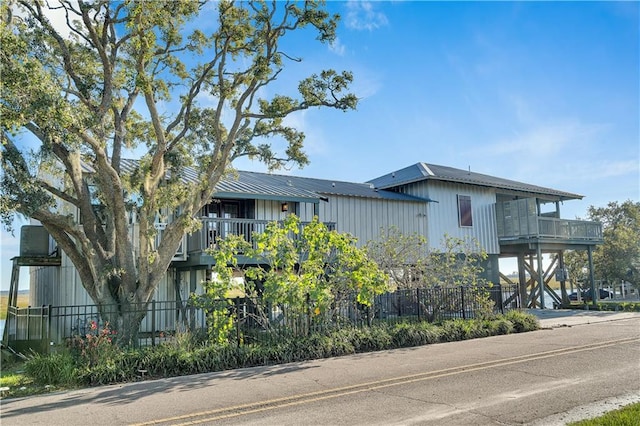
[457,195,473,227]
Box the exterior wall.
[254,199,317,222]
[31,255,176,307]
[317,195,428,247]
[400,181,500,255]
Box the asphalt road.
[1,311,639,426]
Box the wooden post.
[537,244,545,309]
[518,254,527,309]
[558,251,568,306]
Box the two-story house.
[368,163,603,308]
[7,161,602,348]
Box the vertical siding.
[296,202,316,221]
[317,195,427,247]
[403,181,499,254]
[254,199,320,222]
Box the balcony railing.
[186,217,336,254]
[537,217,602,240]
[496,200,602,242]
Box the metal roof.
[367,162,583,201]
[110,159,429,203]
[237,171,428,202]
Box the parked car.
[568,289,612,301]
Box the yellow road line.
[131,336,639,425]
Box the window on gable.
[457,195,473,227]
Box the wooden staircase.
[2,256,61,350]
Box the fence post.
[40,306,46,352]
[461,287,466,320]
[235,297,241,348]
[151,300,156,347]
[47,305,52,352]
[499,287,504,315]
[306,293,311,336]
[416,288,421,321]
[26,306,31,341]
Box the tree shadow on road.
[0,362,319,419]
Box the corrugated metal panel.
[116,159,425,203]
[254,199,318,222]
[255,199,292,221]
[403,180,499,254]
[317,195,427,247]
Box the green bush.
[438,319,492,341]
[503,310,539,332]
[492,318,515,335]
[570,302,640,312]
[599,302,640,312]
[24,351,78,386]
[390,322,439,347]
[70,311,541,387]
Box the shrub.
[63,310,540,388]
[503,310,539,332]
[390,322,439,347]
[492,318,515,335]
[68,321,119,368]
[24,351,78,386]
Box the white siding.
[317,195,427,247]
[254,200,317,222]
[31,254,177,307]
[403,181,499,254]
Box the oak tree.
[0,0,356,344]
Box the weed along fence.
[2,285,520,353]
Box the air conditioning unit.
[20,226,51,257]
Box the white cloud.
[562,159,639,182]
[351,70,382,100]
[345,1,389,31]
[13,1,82,40]
[485,120,607,159]
[329,37,346,56]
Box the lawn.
[568,402,640,426]
[0,293,30,320]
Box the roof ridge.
[238,169,373,187]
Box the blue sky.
[1,1,638,289]
[235,1,638,214]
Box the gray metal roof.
[112,159,428,203]
[367,162,583,201]
[238,171,428,202]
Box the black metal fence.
[3,285,520,352]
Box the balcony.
[174,217,336,265]
[495,199,602,244]
[536,217,602,240]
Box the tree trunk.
[97,297,148,347]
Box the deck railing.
[498,216,602,241]
[187,218,336,253]
[537,217,602,240]
[495,200,602,242]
